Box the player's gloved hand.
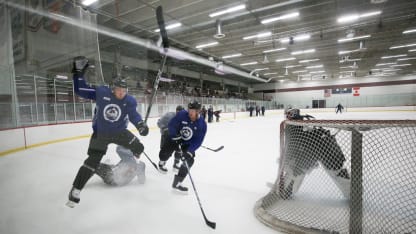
[72,56,89,76]
[180,151,194,162]
[136,121,149,136]
[171,134,182,147]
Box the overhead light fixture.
[292,70,308,73]
[299,58,320,63]
[81,0,98,6]
[261,12,299,24]
[382,68,401,72]
[243,32,272,40]
[222,53,242,59]
[337,10,382,23]
[209,4,246,18]
[280,34,310,43]
[195,41,219,49]
[339,58,361,63]
[340,66,357,69]
[391,64,411,67]
[240,61,258,66]
[409,49,416,52]
[253,68,270,71]
[390,43,416,50]
[403,28,416,34]
[264,72,277,75]
[309,70,325,74]
[276,57,296,62]
[338,35,371,43]
[381,54,407,59]
[397,57,416,61]
[214,19,225,38]
[339,70,356,73]
[285,65,302,68]
[375,62,396,66]
[263,48,286,53]
[154,22,182,32]
[338,50,353,55]
[291,48,315,55]
[306,64,324,69]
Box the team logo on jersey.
[180,126,193,141]
[103,104,121,122]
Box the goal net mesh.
[254,120,416,233]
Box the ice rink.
[0,110,415,234]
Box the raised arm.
[72,56,96,100]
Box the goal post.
[255,120,416,233]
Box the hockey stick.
[183,160,216,229]
[142,151,159,171]
[201,145,224,152]
[143,6,169,123]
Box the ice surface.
[0,110,414,234]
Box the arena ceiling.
[83,0,416,84]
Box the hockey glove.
[72,56,89,77]
[136,121,149,136]
[180,151,194,162]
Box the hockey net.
[254,120,416,233]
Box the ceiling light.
[264,72,278,75]
[154,22,182,32]
[209,4,246,18]
[397,57,416,61]
[292,70,308,73]
[338,50,353,55]
[309,70,325,74]
[409,49,416,52]
[280,34,310,43]
[285,65,302,68]
[340,66,357,69]
[222,53,242,59]
[275,57,296,62]
[81,0,98,6]
[306,64,323,69]
[195,41,219,49]
[337,10,381,23]
[381,54,407,59]
[291,48,315,55]
[339,70,356,73]
[382,68,401,72]
[253,68,270,71]
[403,28,416,34]
[263,48,286,53]
[339,58,361,63]
[338,35,371,43]
[299,58,320,63]
[243,32,272,40]
[390,43,416,49]
[261,12,299,24]
[375,62,396,66]
[240,61,258,66]
[391,64,411,67]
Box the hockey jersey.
[73,74,142,135]
[168,110,207,153]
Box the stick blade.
[206,220,216,229]
[155,6,169,48]
[214,146,224,152]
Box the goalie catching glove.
[72,56,89,77]
[135,121,149,136]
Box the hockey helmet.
[176,105,184,112]
[286,108,302,120]
[112,77,128,89]
[188,100,202,110]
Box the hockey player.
[159,100,207,193]
[157,105,184,173]
[336,103,344,114]
[66,56,149,208]
[96,145,146,186]
[207,105,214,123]
[278,109,350,200]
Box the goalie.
[278,109,350,200]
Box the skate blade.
[171,188,188,195]
[65,200,77,208]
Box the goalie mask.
[286,108,302,120]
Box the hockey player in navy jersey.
[157,105,184,173]
[66,56,149,208]
[159,100,207,193]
